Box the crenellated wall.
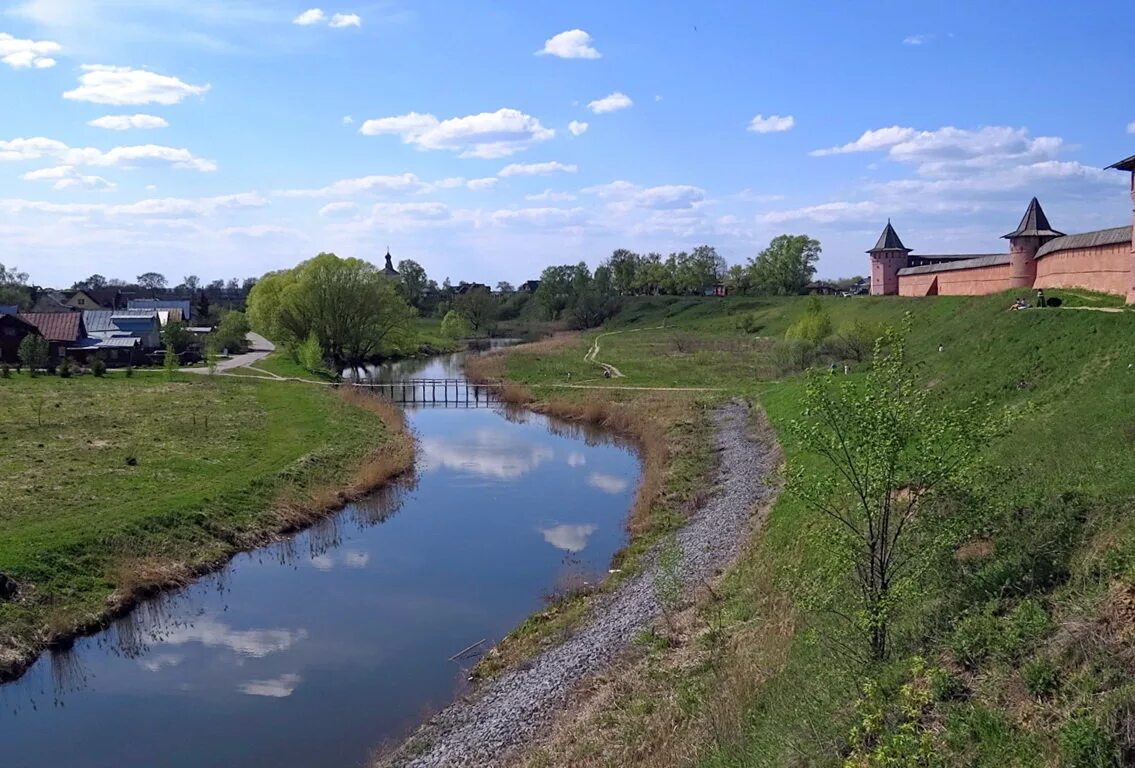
[1034,243,1132,296]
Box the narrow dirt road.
[380,401,777,767]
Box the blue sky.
[1,0,1133,288]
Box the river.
[0,349,640,768]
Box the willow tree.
[247,253,415,366]
[790,321,986,661]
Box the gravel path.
[383,400,777,767]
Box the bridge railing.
[348,378,503,407]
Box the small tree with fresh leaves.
[163,343,178,380]
[297,332,325,374]
[18,333,49,376]
[440,310,470,340]
[789,320,986,661]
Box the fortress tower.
[1002,197,1063,290]
[1107,154,1135,303]
[867,221,911,296]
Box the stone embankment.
[382,400,777,767]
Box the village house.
[0,313,40,364]
[869,153,1135,301]
[127,298,193,321]
[16,312,85,360]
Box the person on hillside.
[1035,288,1046,308]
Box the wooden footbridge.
[353,378,503,407]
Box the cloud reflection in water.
[420,428,553,481]
[540,524,599,553]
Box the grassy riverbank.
[0,373,412,679]
[478,292,1135,767]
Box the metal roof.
[1035,225,1132,259]
[897,253,1010,276]
[1107,154,1135,172]
[127,298,192,319]
[69,337,140,349]
[913,253,1003,262]
[17,312,83,342]
[382,251,399,276]
[83,309,159,333]
[0,305,18,315]
[1002,197,1064,239]
[867,221,910,253]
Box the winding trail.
[381,400,778,767]
[583,324,668,379]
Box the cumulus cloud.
[292,8,326,25]
[1128,121,1135,135]
[526,189,577,202]
[540,524,598,553]
[587,92,632,114]
[370,201,453,229]
[276,172,424,198]
[587,472,629,495]
[162,617,307,658]
[420,430,553,480]
[0,193,266,219]
[491,207,585,227]
[536,29,601,59]
[466,177,498,190]
[64,65,210,106]
[0,32,60,69]
[747,114,795,133]
[583,180,706,211]
[903,34,930,46]
[498,161,577,177]
[318,201,359,217]
[1,137,215,171]
[88,114,169,130]
[567,120,588,137]
[342,115,354,125]
[239,673,301,698]
[360,108,555,158]
[23,165,115,190]
[329,13,361,28]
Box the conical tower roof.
[382,249,399,276]
[1002,197,1064,239]
[867,221,911,253]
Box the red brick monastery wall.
[1034,243,1131,297]
[898,264,1013,297]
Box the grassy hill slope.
[495,292,1135,767]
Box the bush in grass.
[163,344,178,379]
[91,357,107,377]
[58,357,74,378]
[1059,716,1117,768]
[18,333,49,376]
[124,365,134,378]
[1022,658,1059,698]
[785,296,832,345]
[737,313,763,334]
[297,332,326,374]
[0,363,9,378]
[440,310,471,340]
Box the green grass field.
[498,291,1135,767]
[0,372,396,675]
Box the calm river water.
[0,351,640,768]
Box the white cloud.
[584,180,706,211]
[1128,121,1135,135]
[360,108,555,158]
[0,31,60,68]
[318,200,359,217]
[811,125,918,157]
[239,673,301,698]
[0,193,267,219]
[329,13,361,28]
[491,207,585,227]
[566,451,586,467]
[466,177,498,191]
[903,34,930,46]
[526,189,577,202]
[567,120,588,137]
[88,113,170,130]
[293,8,325,25]
[587,92,632,114]
[276,172,424,198]
[540,524,598,553]
[23,165,115,190]
[536,29,601,59]
[162,617,306,658]
[64,65,210,105]
[342,115,354,126]
[420,430,553,479]
[498,161,577,177]
[1,137,215,171]
[587,472,629,495]
[139,653,184,672]
[747,114,795,134]
[370,201,453,228]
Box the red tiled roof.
[18,312,83,342]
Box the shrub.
[163,344,178,379]
[830,319,884,362]
[785,296,832,344]
[124,365,134,378]
[90,357,107,377]
[297,332,326,374]
[0,364,9,378]
[1059,716,1117,768]
[440,310,470,340]
[58,357,74,378]
[770,338,817,376]
[18,333,49,375]
[737,313,763,334]
[1022,658,1059,698]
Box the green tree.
[161,321,193,353]
[0,263,31,308]
[18,333,48,375]
[395,259,429,308]
[136,272,167,293]
[790,322,985,661]
[247,252,414,366]
[606,249,641,295]
[440,310,471,339]
[73,273,108,291]
[785,296,833,344]
[534,265,575,319]
[453,288,498,335]
[495,281,515,295]
[296,332,326,374]
[163,343,178,378]
[749,234,822,295]
[213,310,251,354]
